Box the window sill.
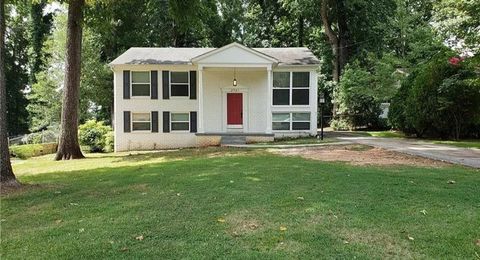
[130,96,151,99]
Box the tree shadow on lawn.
[3,151,480,259]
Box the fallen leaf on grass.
[343,240,349,244]
[135,235,144,241]
[217,218,225,223]
[248,223,258,230]
[448,180,456,184]
[297,196,305,201]
[55,219,62,224]
[407,236,414,241]
[420,209,427,215]
[476,239,480,247]
[280,226,287,231]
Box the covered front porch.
[196,65,273,135]
[192,43,277,135]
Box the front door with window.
[227,93,243,127]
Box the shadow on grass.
[2,151,480,259]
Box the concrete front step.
[221,136,247,145]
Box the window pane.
[292,122,310,130]
[132,113,150,122]
[293,113,310,121]
[273,122,290,130]
[171,113,189,122]
[132,71,150,83]
[292,72,309,88]
[292,89,309,105]
[273,89,289,105]
[132,84,150,96]
[171,84,189,96]
[272,113,290,122]
[171,72,189,83]
[132,122,151,131]
[273,72,290,88]
[172,122,189,131]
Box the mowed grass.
[431,139,480,149]
[2,148,480,259]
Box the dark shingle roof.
[110,47,319,66]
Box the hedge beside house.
[10,143,58,159]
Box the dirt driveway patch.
[271,144,449,167]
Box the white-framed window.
[170,72,189,97]
[131,71,150,97]
[171,112,190,131]
[272,112,310,131]
[132,112,151,131]
[273,72,310,106]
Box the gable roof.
[110,44,320,66]
[190,42,278,63]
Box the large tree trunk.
[320,0,351,117]
[55,0,85,160]
[320,0,340,116]
[336,0,349,73]
[0,0,20,187]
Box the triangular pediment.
[191,42,277,64]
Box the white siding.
[113,64,198,151]
[112,64,318,151]
[203,69,268,133]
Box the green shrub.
[22,129,59,144]
[330,118,352,131]
[10,143,58,159]
[389,53,480,139]
[78,120,112,152]
[334,60,393,130]
[104,131,114,153]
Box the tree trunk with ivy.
[0,0,20,187]
[55,0,85,160]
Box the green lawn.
[2,148,480,259]
[431,140,480,149]
[364,131,406,138]
[357,131,480,149]
[260,136,338,145]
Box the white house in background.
[109,42,320,151]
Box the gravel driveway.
[337,137,480,168]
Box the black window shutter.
[123,111,131,132]
[162,71,169,99]
[190,111,197,133]
[123,70,130,99]
[163,111,170,133]
[189,71,197,99]
[151,111,159,132]
[151,71,158,99]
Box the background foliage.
[4,0,480,140]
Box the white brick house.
[109,42,319,151]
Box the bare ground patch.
[271,144,449,167]
[335,227,420,258]
[224,210,264,237]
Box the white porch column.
[198,65,205,133]
[266,65,273,134]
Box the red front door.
[227,93,243,125]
